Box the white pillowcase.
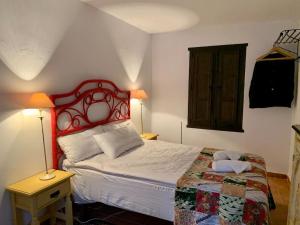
[57,125,104,163]
[93,126,144,159]
[101,120,137,132]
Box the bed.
[51,80,271,225]
[62,139,201,221]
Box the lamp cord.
[39,112,49,175]
[181,121,183,144]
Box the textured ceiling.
[82,0,299,33]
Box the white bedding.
[67,167,177,221]
[63,140,201,221]
[63,140,201,186]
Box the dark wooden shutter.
[188,48,214,128]
[187,44,247,132]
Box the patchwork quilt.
[175,148,270,225]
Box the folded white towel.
[212,160,252,174]
[213,150,242,161]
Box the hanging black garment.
[249,60,294,108]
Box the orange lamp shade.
[27,92,55,109]
[131,89,148,100]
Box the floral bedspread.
[175,148,270,225]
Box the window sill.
[186,124,244,133]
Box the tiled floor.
[268,176,290,225]
[55,176,290,225]
[72,203,172,225]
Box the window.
[187,44,247,132]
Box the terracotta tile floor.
[268,176,290,225]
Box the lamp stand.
[140,101,144,137]
[38,110,55,181]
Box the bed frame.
[50,79,130,169]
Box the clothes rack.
[273,29,300,60]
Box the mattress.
[63,140,202,221]
[67,167,176,221]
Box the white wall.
[152,20,297,174]
[0,3,152,225]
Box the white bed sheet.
[63,140,202,221]
[68,167,176,221]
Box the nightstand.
[141,133,159,140]
[7,170,74,225]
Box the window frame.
[187,43,247,132]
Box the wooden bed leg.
[65,193,73,225]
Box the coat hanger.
[256,47,297,62]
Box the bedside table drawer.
[37,180,70,208]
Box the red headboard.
[50,79,130,169]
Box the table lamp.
[26,92,56,180]
[131,89,148,136]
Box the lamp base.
[39,173,56,181]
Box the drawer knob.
[50,190,60,198]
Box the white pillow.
[93,126,144,159]
[57,126,104,163]
[101,120,137,132]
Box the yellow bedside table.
[141,133,159,140]
[7,170,74,225]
